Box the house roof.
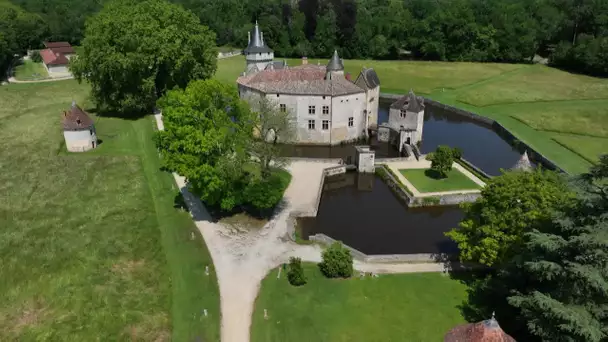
[237,64,364,96]
[326,50,344,71]
[62,102,94,131]
[40,49,69,66]
[50,46,75,55]
[244,22,273,54]
[264,60,287,71]
[390,90,425,112]
[355,68,380,89]
[444,316,516,342]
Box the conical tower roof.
[511,150,533,171]
[444,313,516,342]
[326,50,344,71]
[244,21,272,54]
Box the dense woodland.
[1,0,608,78]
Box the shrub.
[31,50,42,63]
[318,242,353,278]
[287,257,306,286]
[244,169,291,211]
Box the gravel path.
[154,113,456,342]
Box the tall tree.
[70,0,217,114]
[447,169,573,266]
[156,79,253,210]
[507,156,608,341]
[313,3,337,57]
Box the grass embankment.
[0,80,219,341]
[217,58,608,174]
[251,264,467,342]
[13,59,49,80]
[400,168,481,193]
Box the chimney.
[345,72,352,81]
[301,57,308,65]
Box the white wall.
[48,65,68,73]
[239,84,367,145]
[245,52,274,72]
[64,129,97,152]
[364,86,380,127]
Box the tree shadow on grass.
[424,169,447,180]
[86,106,149,120]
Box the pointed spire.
[512,150,533,171]
[244,21,273,53]
[326,49,344,71]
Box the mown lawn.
[551,133,608,164]
[13,59,49,80]
[251,264,467,342]
[400,168,481,193]
[0,80,219,341]
[215,55,522,94]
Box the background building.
[62,102,97,152]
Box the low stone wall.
[375,157,411,163]
[435,192,480,205]
[458,157,493,179]
[325,165,347,177]
[288,157,343,164]
[379,94,568,174]
[374,165,415,206]
[310,233,456,263]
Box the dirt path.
[154,113,457,342]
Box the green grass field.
[13,59,49,81]
[400,168,481,193]
[251,264,467,342]
[0,80,219,341]
[217,57,608,174]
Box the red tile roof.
[444,318,516,342]
[50,46,75,55]
[237,65,364,96]
[62,103,94,131]
[40,49,69,66]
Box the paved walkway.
[154,113,457,342]
[384,156,485,197]
[8,75,74,83]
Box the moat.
[293,101,527,255]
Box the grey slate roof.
[265,61,287,70]
[326,50,344,71]
[244,22,273,54]
[355,68,380,89]
[238,64,364,96]
[390,90,425,112]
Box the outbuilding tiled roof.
[62,102,94,131]
[44,41,71,48]
[40,49,69,66]
[238,64,364,96]
[444,316,516,342]
[390,90,425,112]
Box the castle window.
[400,110,407,118]
[322,120,329,130]
[308,105,316,115]
[348,117,354,127]
[308,120,315,130]
[280,104,286,112]
[322,105,329,115]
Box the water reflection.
[299,173,463,255]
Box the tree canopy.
[70,0,217,114]
[156,79,293,213]
[427,145,461,178]
[447,169,573,266]
[6,0,608,76]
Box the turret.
[325,50,344,80]
[243,21,274,74]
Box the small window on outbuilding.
[348,117,354,127]
[400,110,407,118]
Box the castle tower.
[243,21,274,74]
[325,50,345,80]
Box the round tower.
[325,50,345,80]
[243,21,274,74]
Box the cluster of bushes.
[286,242,353,286]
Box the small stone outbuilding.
[444,314,516,342]
[62,102,97,152]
